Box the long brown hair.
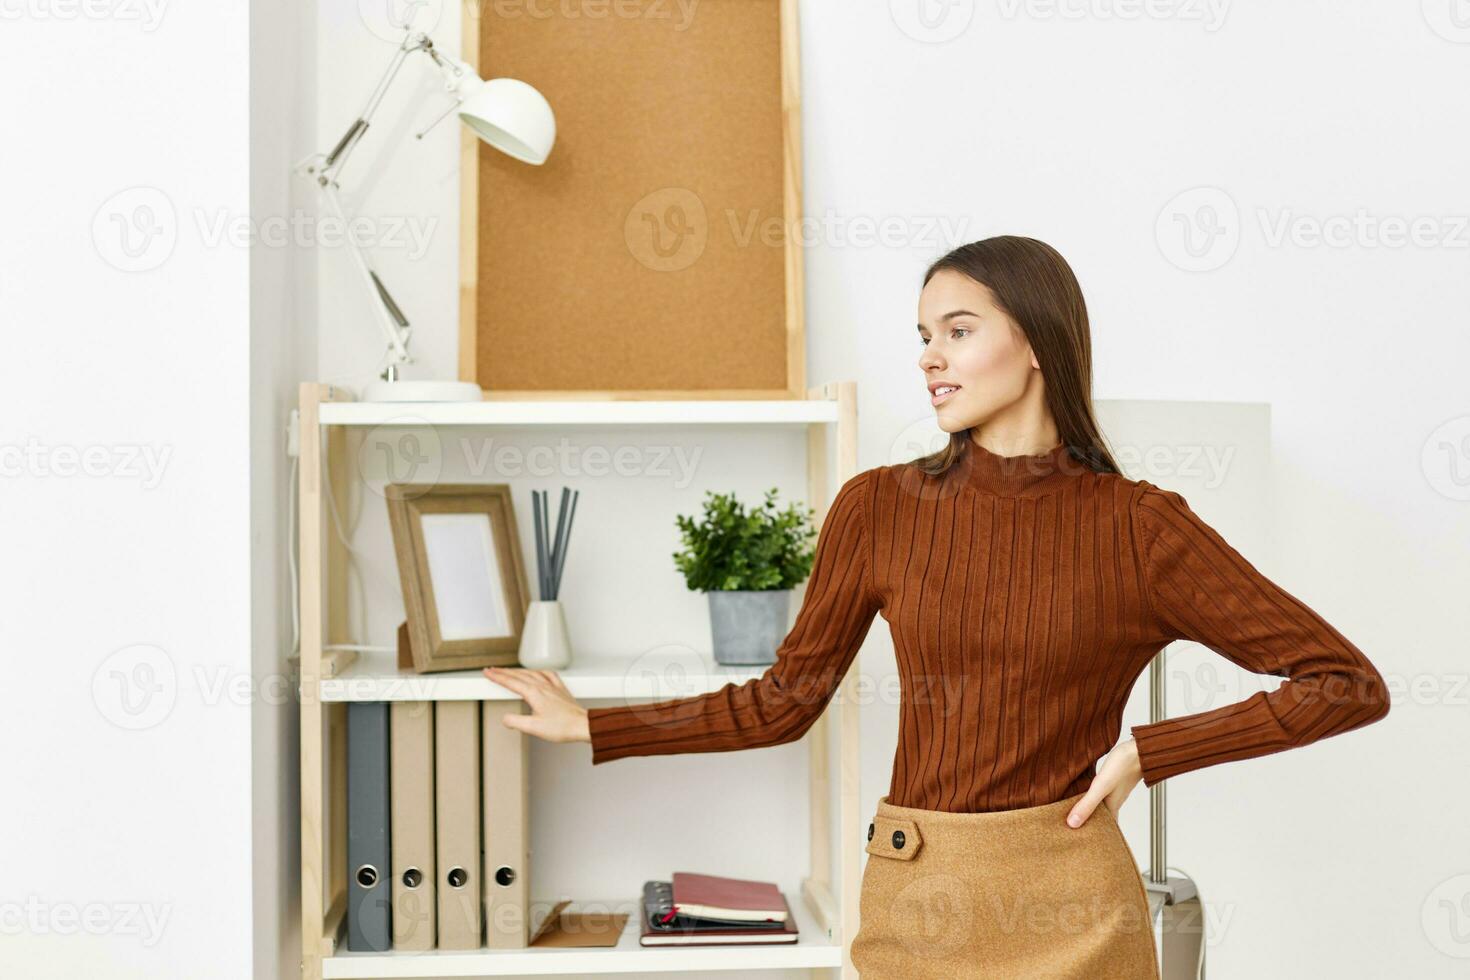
[911,236,1120,477]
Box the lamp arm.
[297,29,445,374]
[424,46,479,96]
[320,181,412,366]
[320,31,435,185]
[294,28,483,378]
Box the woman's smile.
[929,380,962,406]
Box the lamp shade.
[458,77,556,165]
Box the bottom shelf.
[321,886,841,977]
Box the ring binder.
[346,701,392,952]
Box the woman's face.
[917,269,1042,434]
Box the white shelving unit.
[317,399,840,428]
[297,381,863,980]
[320,887,841,978]
[321,649,772,704]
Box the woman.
[481,236,1392,978]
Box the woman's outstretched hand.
[1066,739,1143,828]
[481,666,591,744]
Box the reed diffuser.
[519,486,579,669]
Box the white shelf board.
[318,649,769,703]
[317,399,840,428]
[321,889,838,977]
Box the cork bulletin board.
[458,0,806,399]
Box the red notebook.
[640,878,797,947]
[672,872,790,923]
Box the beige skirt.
[850,792,1159,979]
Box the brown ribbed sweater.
[586,441,1391,812]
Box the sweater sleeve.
[1128,485,1391,787]
[586,469,881,764]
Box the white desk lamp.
[297,30,555,403]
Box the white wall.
[251,0,317,978]
[1,0,317,976]
[4,1,1460,978]
[0,2,264,978]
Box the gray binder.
[347,701,392,951]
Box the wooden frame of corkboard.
[457,0,805,401]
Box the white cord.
[321,441,401,650]
[288,415,400,660]
[288,454,300,658]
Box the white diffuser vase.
[519,599,572,669]
[523,485,579,670]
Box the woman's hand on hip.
[1066,738,1143,828]
[481,666,591,743]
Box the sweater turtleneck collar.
[956,438,1081,496]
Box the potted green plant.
[672,487,818,665]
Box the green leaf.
[671,487,817,592]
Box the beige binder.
[390,700,436,949]
[435,700,482,949]
[481,701,530,948]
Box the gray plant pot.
[707,589,791,666]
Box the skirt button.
[867,822,874,841]
[892,829,905,849]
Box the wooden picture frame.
[458,0,806,400]
[385,483,532,673]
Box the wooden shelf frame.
[297,380,864,979]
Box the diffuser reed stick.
[531,487,579,600]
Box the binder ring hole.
[447,867,469,889]
[355,865,378,889]
[495,865,516,887]
[402,868,423,889]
